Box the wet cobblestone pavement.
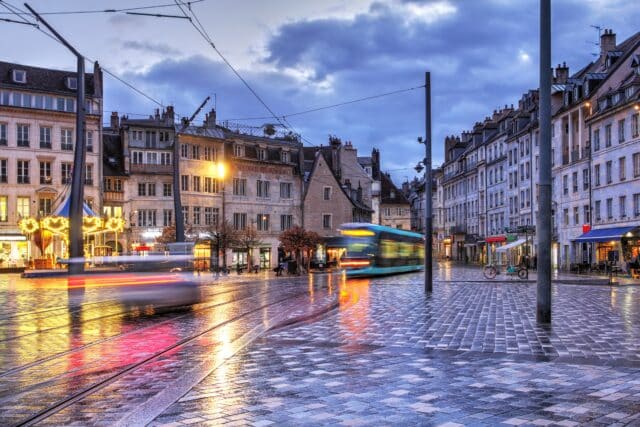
[1,264,639,426]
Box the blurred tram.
[338,223,424,277]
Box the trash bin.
[287,260,297,274]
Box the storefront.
[574,225,640,268]
[485,235,506,264]
[442,237,452,259]
[0,233,28,268]
[259,247,271,269]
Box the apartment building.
[0,61,102,267]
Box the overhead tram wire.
[0,0,208,15]
[1,1,169,112]
[171,0,314,146]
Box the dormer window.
[233,144,244,157]
[66,77,77,90]
[257,147,266,161]
[12,69,26,83]
[281,151,290,163]
[612,93,621,105]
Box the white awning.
[496,238,527,252]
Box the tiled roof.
[381,173,409,205]
[0,60,98,97]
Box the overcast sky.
[1,0,639,183]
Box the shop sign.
[582,224,591,233]
[506,234,518,242]
[486,235,506,243]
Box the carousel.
[18,193,124,269]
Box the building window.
[39,161,52,184]
[17,196,29,218]
[573,206,579,225]
[39,126,51,149]
[148,183,156,196]
[620,196,627,218]
[257,214,269,231]
[280,214,293,231]
[205,207,219,226]
[280,182,292,199]
[146,152,157,165]
[281,151,290,163]
[17,124,29,147]
[323,186,331,201]
[145,131,157,149]
[584,204,590,223]
[138,183,147,197]
[233,144,244,157]
[634,153,640,177]
[182,206,189,224]
[634,193,640,216]
[12,69,26,83]
[606,198,613,219]
[181,175,189,191]
[163,183,172,197]
[161,152,171,165]
[595,200,601,221]
[257,148,266,161]
[562,175,568,195]
[606,160,612,184]
[204,146,215,161]
[191,145,200,160]
[65,76,77,90]
[572,172,578,193]
[85,164,93,185]
[563,208,569,226]
[38,198,53,216]
[193,176,201,192]
[619,157,626,181]
[233,178,246,196]
[61,163,72,184]
[86,131,93,152]
[61,128,73,150]
[594,164,600,186]
[593,128,600,151]
[193,206,201,225]
[582,168,589,190]
[605,124,612,147]
[17,160,29,184]
[0,196,7,222]
[0,159,7,183]
[632,114,639,138]
[256,180,270,198]
[322,214,332,229]
[181,144,189,159]
[132,151,143,164]
[163,209,173,226]
[618,119,626,143]
[138,209,157,227]
[204,177,218,193]
[233,212,247,230]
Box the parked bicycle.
[483,263,528,280]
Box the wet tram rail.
[0,273,353,426]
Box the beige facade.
[0,61,102,267]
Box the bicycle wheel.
[517,268,528,280]
[483,265,497,279]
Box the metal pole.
[25,4,86,274]
[424,71,433,293]
[537,0,552,323]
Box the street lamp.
[415,71,432,293]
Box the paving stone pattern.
[153,273,640,426]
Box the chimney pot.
[110,111,119,129]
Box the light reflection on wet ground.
[1,267,640,425]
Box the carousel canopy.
[53,194,97,217]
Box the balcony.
[449,224,467,234]
[104,191,124,202]
[130,163,172,174]
[40,176,53,185]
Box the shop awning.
[573,226,638,243]
[486,235,506,243]
[496,238,527,252]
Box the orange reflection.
[338,277,370,343]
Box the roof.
[0,60,99,97]
[381,173,409,205]
[180,126,226,139]
[53,192,98,217]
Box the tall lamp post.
[415,71,433,293]
[25,4,86,274]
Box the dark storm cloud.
[105,0,640,183]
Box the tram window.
[399,242,412,257]
[380,239,398,258]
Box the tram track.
[9,285,323,427]
[0,285,266,379]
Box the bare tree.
[234,225,264,271]
[279,226,321,274]
[206,219,239,270]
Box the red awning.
[486,236,506,243]
[134,245,152,251]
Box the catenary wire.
[0,0,207,15]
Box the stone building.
[358,148,381,224]
[303,137,373,238]
[379,172,410,229]
[0,60,103,267]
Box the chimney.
[163,105,175,125]
[554,62,569,84]
[154,108,160,120]
[203,108,216,128]
[371,148,380,180]
[110,111,119,130]
[600,29,616,58]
